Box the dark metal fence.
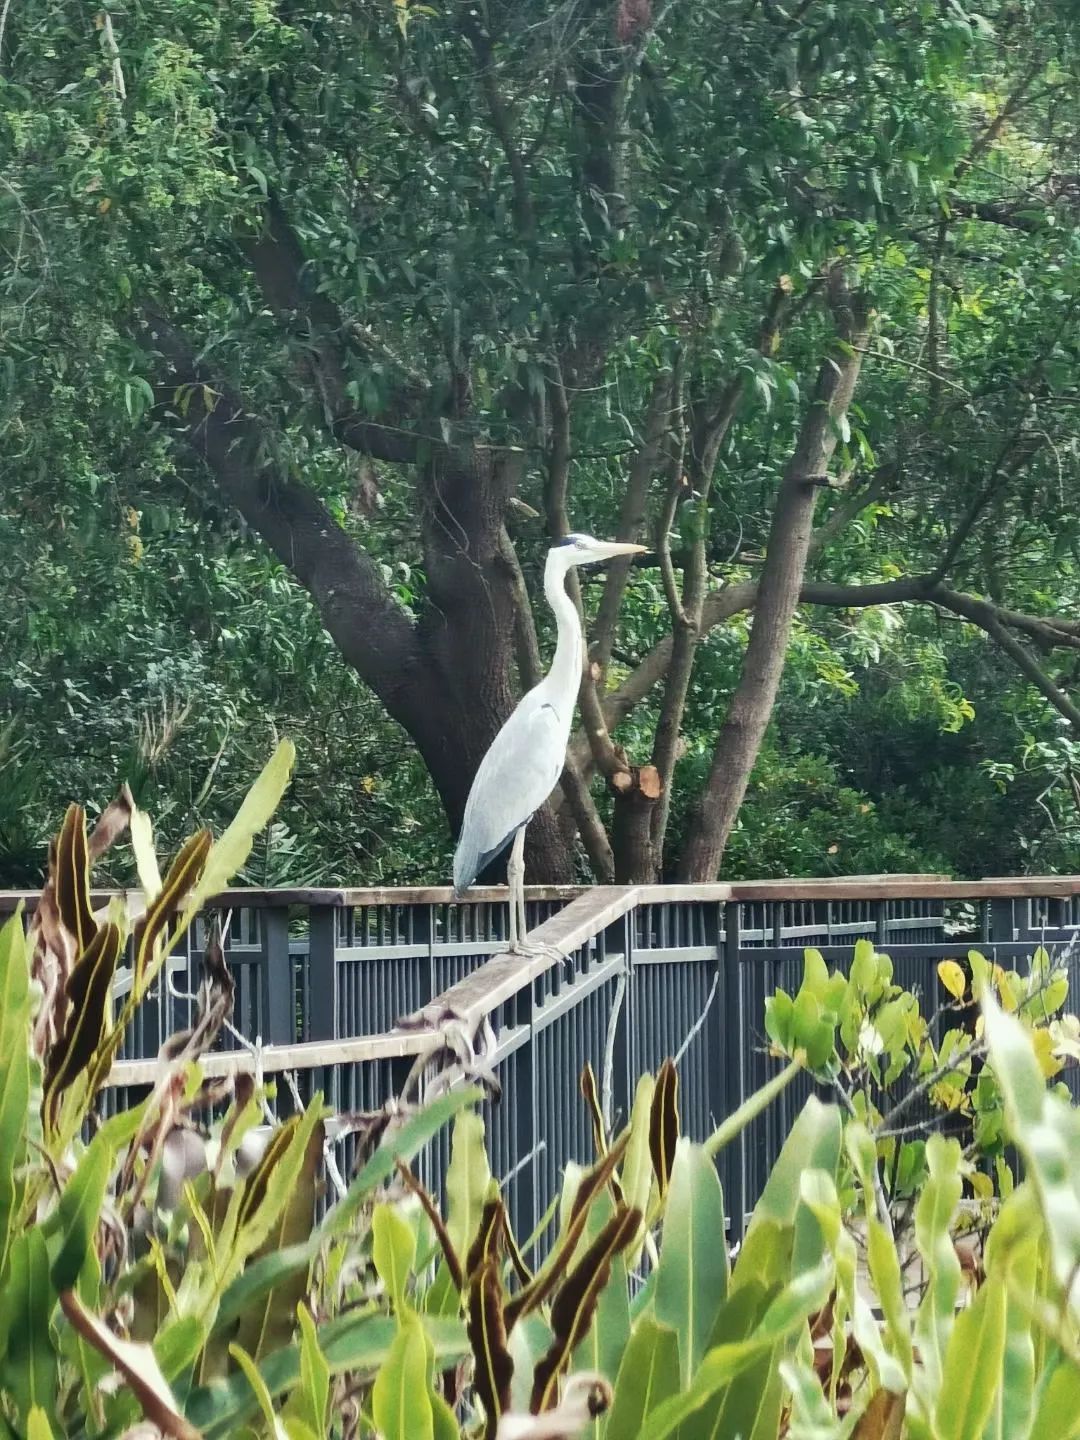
[4,877,1079,1257]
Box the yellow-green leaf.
[938,961,967,1001]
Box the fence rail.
[4,875,1079,1249]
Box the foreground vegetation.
[3,0,1080,886]
[0,779,1078,1438]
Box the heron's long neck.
[543,554,584,714]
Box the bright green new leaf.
[25,1409,54,1440]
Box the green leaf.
[428,1109,489,1312]
[50,1127,114,1291]
[654,1139,728,1385]
[913,1133,962,1393]
[604,1319,680,1440]
[981,986,1080,1308]
[231,1113,324,1361]
[733,1097,841,1287]
[283,1306,329,1440]
[322,1088,483,1237]
[1028,1359,1080,1440]
[228,1343,286,1439]
[867,1217,912,1380]
[212,1239,323,1342]
[188,1313,468,1437]
[25,1410,54,1440]
[635,1260,833,1440]
[704,1059,803,1161]
[683,1282,782,1440]
[1,1229,57,1422]
[372,1202,418,1312]
[934,1273,1006,1440]
[181,739,297,920]
[372,1312,433,1440]
[0,910,30,1279]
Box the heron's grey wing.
[453,697,567,891]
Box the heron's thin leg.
[507,825,527,951]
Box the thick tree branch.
[139,309,420,716]
[679,263,873,878]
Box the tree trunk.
[678,269,871,881]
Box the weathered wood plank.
[106,1028,432,1087]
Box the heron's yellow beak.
[605,542,650,557]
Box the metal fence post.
[721,898,745,1249]
[261,904,296,1045]
[308,904,339,1041]
[512,981,538,1246]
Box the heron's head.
[552,533,649,568]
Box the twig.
[601,972,628,1134]
[673,971,720,1065]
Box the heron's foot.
[505,937,572,974]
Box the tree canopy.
[2,0,1079,886]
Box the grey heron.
[453,533,647,952]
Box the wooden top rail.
[7,873,1080,918]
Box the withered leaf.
[649,1059,679,1196]
[468,1257,514,1440]
[530,1206,641,1414]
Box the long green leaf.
[604,1319,680,1440]
[0,910,30,1279]
[372,1202,417,1312]
[372,1312,434,1440]
[1028,1358,1080,1440]
[181,739,297,917]
[1,1229,58,1423]
[230,1114,324,1361]
[654,1139,728,1385]
[913,1133,963,1394]
[934,1273,1006,1440]
[733,1098,841,1290]
[49,1128,113,1291]
[704,1059,802,1160]
[635,1260,833,1440]
[981,986,1080,1309]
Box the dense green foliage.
[2,0,1079,884]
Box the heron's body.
[452,534,646,948]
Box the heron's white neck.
[542,550,584,715]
